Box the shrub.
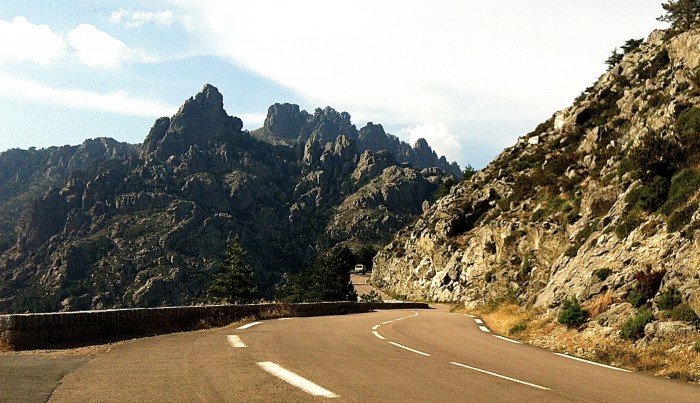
[626,176,670,212]
[669,303,699,323]
[558,295,588,328]
[660,168,700,215]
[620,308,653,340]
[592,268,613,281]
[667,202,698,232]
[627,288,646,308]
[627,267,666,308]
[694,339,700,353]
[509,322,527,334]
[631,132,684,180]
[359,290,383,303]
[674,106,700,137]
[615,214,644,239]
[656,286,683,310]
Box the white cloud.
[171,0,667,164]
[402,122,462,163]
[67,24,130,67]
[0,72,175,117]
[110,9,175,28]
[0,17,65,65]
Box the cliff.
[372,29,700,344]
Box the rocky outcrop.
[252,105,462,176]
[372,28,700,341]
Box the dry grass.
[586,290,615,319]
[458,301,700,383]
[0,340,11,353]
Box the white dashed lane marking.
[237,321,262,330]
[478,325,491,333]
[388,341,431,357]
[257,362,339,398]
[227,335,246,348]
[450,362,550,390]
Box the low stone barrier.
[0,302,429,350]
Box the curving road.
[50,305,699,402]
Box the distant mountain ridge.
[251,102,462,176]
[0,84,460,313]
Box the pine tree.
[275,245,358,302]
[659,0,700,32]
[207,236,261,304]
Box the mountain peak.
[142,84,243,161]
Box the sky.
[0,1,668,168]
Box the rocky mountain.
[0,84,457,313]
[372,29,700,340]
[251,103,462,176]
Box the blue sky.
[0,1,667,168]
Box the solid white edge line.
[450,362,550,391]
[227,335,246,348]
[554,353,632,372]
[493,335,522,344]
[257,362,339,398]
[372,330,385,340]
[372,324,380,331]
[475,318,484,324]
[479,325,491,333]
[237,321,263,330]
[278,317,295,321]
[388,341,431,357]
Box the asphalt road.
[351,274,394,301]
[48,305,699,402]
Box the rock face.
[0,84,457,313]
[372,29,700,338]
[252,106,461,176]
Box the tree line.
[206,236,376,304]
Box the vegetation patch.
[620,308,653,340]
[614,213,644,240]
[669,303,700,324]
[656,286,683,310]
[661,168,700,215]
[558,295,588,328]
[461,300,700,380]
[592,267,613,281]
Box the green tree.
[659,0,700,32]
[207,236,261,304]
[605,48,623,70]
[463,164,477,180]
[275,245,358,302]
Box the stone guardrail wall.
[0,302,429,350]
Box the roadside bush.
[509,322,527,334]
[656,286,683,310]
[359,290,383,303]
[620,308,653,340]
[558,295,588,328]
[694,339,700,353]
